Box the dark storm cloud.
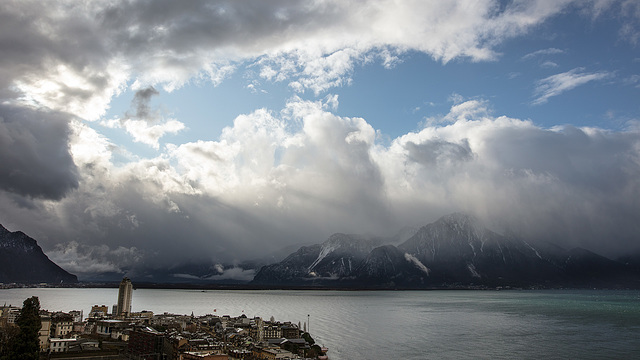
[484,125,637,192]
[405,139,474,166]
[0,105,78,200]
[129,87,159,120]
[96,0,347,54]
[0,2,112,200]
[479,125,640,255]
[0,1,109,91]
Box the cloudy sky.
[1,0,639,280]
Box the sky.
[1,0,639,280]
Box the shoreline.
[2,282,637,291]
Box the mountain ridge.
[252,213,640,289]
[0,224,78,284]
[3,213,637,289]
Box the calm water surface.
[2,288,639,359]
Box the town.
[0,278,328,360]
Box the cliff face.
[0,224,77,284]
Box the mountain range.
[252,213,639,289]
[1,213,638,288]
[0,224,77,284]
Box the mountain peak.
[0,225,38,252]
[0,223,77,284]
[436,212,480,228]
[322,233,381,251]
[253,213,640,289]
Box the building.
[263,325,282,339]
[89,305,109,318]
[228,349,252,359]
[128,327,165,360]
[259,348,296,359]
[1,306,20,324]
[73,321,86,334]
[95,319,130,340]
[181,351,228,360]
[131,310,154,319]
[69,310,83,323]
[51,312,74,338]
[256,318,264,342]
[49,338,77,353]
[116,277,133,317]
[39,314,51,351]
[52,319,73,338]
[281,324,300,339]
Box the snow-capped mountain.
[350,245,430,286]
[252,233,384,284]
[252,213,638,288]
[396,212,558,285]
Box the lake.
[2,288,640,359]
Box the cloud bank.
[0,105,78,200]
[14,98,638,278]
[0,0,639,278]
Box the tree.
[4,296,41,360]
[307,344,325,358]
[282,341,299,355]
[0,323,19,359]
[302,332,315,346]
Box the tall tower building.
[116,277,133,317]
[257,317,264,342]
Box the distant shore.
[3,281,633,290]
